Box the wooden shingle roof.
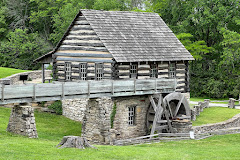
[81,9,194,62]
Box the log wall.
[54,15,113,81]
[117,61,189,93]
[53,14,190,93]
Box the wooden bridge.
[0,78,177,105]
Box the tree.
[0,29,51,70]
[50,2,84,45]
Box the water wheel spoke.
[174,95,185,117]
[166,99,173,119]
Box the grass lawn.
[1,107,240,159]
[192,107,240,126]
[0,67,29,79]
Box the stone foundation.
[112,96,149,140]
[7,104,38,138]
[62,98,88,122]
[193,113,240,134]
[172,120,192,133]
[82,97,113,144]
[74,94,192,144]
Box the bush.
[48,101,62,115]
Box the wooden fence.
[0,78,177,105]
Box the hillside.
[0,107,240,159]
[0,67,29,79]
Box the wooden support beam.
[111,80,114,95]
[32,84,36,101]
[149,95,157,112]
[150,94,163,136]
[185,61,190,92]
[134,79,136,93]
[88,81,90,96]
[62,83,65,99]
[1,84,4,102]
[56,57,113,63]
[59,46,108,52]
[55,52,112,58]
[42,64,45,83]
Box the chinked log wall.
[53,15,189,93]
[54,15,113,81]
[0,78,176,105]
[117,61,188,93]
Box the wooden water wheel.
[146,92,191,134]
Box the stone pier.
[7,103,38,138]
[81,97,113,144]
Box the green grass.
[0,67,29,79]
[192,107,240,126]
[190,97,229,102]
[1,107,240,159]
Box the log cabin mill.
[33,9,194,144]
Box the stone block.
[7,104,38,138]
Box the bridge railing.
[0,78,177,104]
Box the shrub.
[48,101,62,115]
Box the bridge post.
[7,103,38,138]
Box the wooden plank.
[4,85,34,99]
[63,81,88,95]
[89,80,112,93]
[0,84,3,101]
[112,80,134,92]
[149,95,157,112]
[56,57,113,63]
[62,42,105,47]
[162,101,173,133]
[55,52,113,58]
[62,83,65,99]
[150,94,164,136]
[33,84,36,101]
[115,132,190,142]
[74,20,89,25]
[111,80,114,94]
[76,16,86,21]
[35,83,62,97]
[0,79,177,104]
[59,46,108,52]
[136,79,155,91]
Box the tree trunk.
[56,136,96,149]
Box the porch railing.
[0,78,177,105]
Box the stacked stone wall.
[62,99,88,122]
[193,113,240,134]
[112,96,149,140]
[82,97,113,144]
[7,104,38,138]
